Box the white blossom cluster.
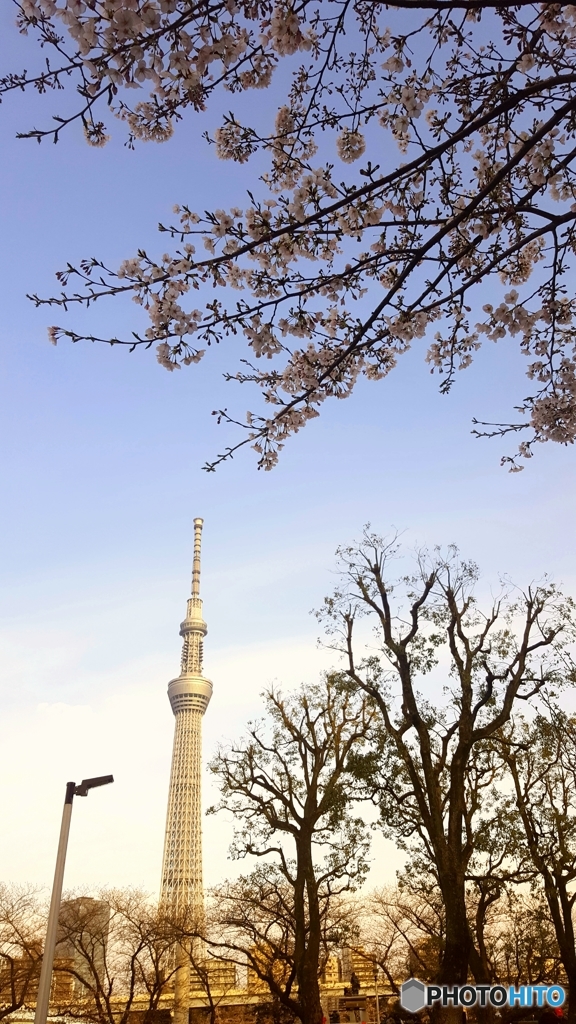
[12,0,317,144]
[336,129,366,165]
[12,1,576,468]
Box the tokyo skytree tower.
[161,518,213,918]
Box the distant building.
[321,956,341,987]
[340,948,375,989]
[0,955,40,1010]
[190,960,237,993]
[52,896,110,1004]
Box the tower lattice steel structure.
[161,518,212,917]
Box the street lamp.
[34,776,114,1024]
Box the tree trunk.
[468,891,497,1024]
[562,966,576,1024]
[541,884,576,1024]
[294,835,323,1024]
[437,874,471,985]
[429,876,472,1024]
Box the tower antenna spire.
[191,518,202,599]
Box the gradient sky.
[1,8,576,900]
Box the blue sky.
[1,8,576,897]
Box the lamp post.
[373,965,380,1024]
[34,776,114,1024]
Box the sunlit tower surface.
[161,518,212,919]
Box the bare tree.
[205,675,376,1024]
[365,881,565,994]
[362,879,446,991]
[317,530,576,1002]
[0,884,43,1020]
[487,890,563,990]
[6,2,576,469]
[500,709,576,1020]
[185,939,239,1024]
[364,867,503,993]
[204,866,357,1004]
[51,888,179,1024]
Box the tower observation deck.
[160,518,212,917]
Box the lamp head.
[74,775,114,797]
